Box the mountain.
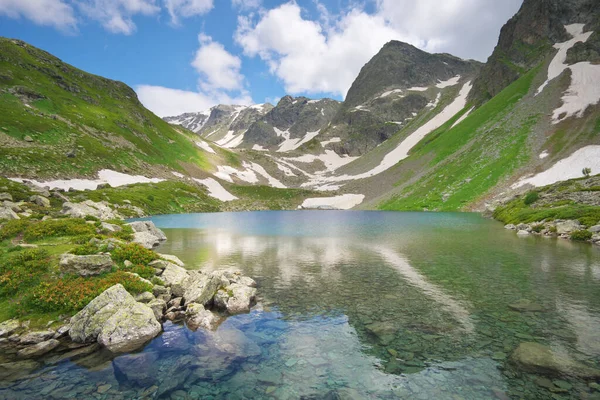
[469,0,600,105]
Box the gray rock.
[157,253,185,267]
[0,193,13,201]
[148,259,169,270]
[60,253,113,277]
[0,360,40,382]
[185,303,224,331]
[516,230,530,236]
[61,200,121,221]
[152,285,169,297]
[29,195,50,208]
[70,284,162,352]
[127,221,167,249]
[180,271,222,306]
[134,292,155,303]
[147,299,167,321]
[213,283,257,314]
[589,225,600,233]
[17,339,60,358]
[0,207,20,220]
[19,330,55,344]
[512,342,600,378]
[0,319,20,338]
[3,200,22,212]
[112,352,159,387]
[516,223,530,231]
[556,220,581,235]
[161,263,189,289]
[24,135,34,142]
[100,222,122,233]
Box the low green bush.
[0,248,51,297]
[112,243,158,265]
[70,243,99,255]
[0,219,31,240]
[571,230,593,241]
[24,219,95,241]
[523,191,539,205]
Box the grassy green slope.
[0,38,213,178]
[377,66,541,211]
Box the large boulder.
[60,254,114,277]
[17,339,60,358]
[0,319,20,338]
[61,200,121,221]
[70,284,161,353]
[556,220,582,235]
[0,207,19,220]
[29,195,50,208]
[161,263,189,289]
[157,253,185,267]
[0,193,13,201]
[214,283,257,314]
[511,342,600,378]
[148,298,167,321]
[127,221,167,249]
[179,271,222,306]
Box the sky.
[0,0,524,118]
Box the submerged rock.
[508,300,544,313]
[59,253,113,277]
[0,360,40,382]
[214,283,257,314]
[70,284,161,353]
[511,342,600,378]
[17,339,60,358]
[113,352,159,387]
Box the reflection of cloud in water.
[556,298,600,357]
[374,247,475,334]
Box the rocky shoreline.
[503,219,600,245]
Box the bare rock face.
[59,253,114,277]
[69,284,161,353]
[17,339,60,358]
[127,221,167,249]
[61,200,121,220]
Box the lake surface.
[2,211,600,399]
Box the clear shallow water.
[2,211,600,399]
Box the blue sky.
[0,0,523,117]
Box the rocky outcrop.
[0,207,19,220]
[59,253,114,277]
[69,284,161,353]
[0,320,20,338]
[29,195,50,208]
[127,221,167,249]
[61,200,121,220]
[512,342,600,378]
[214,283,257,314]
[185,303,224,331]
[17,339,60,358]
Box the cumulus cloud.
[136,85,252,117]
[76,0,160,35]
[0,0,77,31]
[137,34,252,117]
[235,1,522,97]
[165,0,213,25]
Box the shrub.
[524,191,539,205]
[531,224,544,233]
[549,226,558,234]
[122,263,155,280]
[84,215,99,222]
[71,234,104,244]
[571,230,593,241]
[582,167,592,177]
[111,225,134,242]
[112,243,158,265]
[0,219,31,240]
[26,271,153,312]
[0,249,51,297]
[24,219,95,241]
[70,243,99,255]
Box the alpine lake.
[1,211,600,399]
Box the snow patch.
[196,141,216,154]
[450,107,474,129]
[276,129,322,152]
[285,150,358,173]
[539,150,549,159]
[171,172,184,178]
[407,86,429,92]
[193,178,238,201]
[436,75,461,89]
[552,61,600,123]
[248,162,286,188]
[252,144,268,151]
[301,194,365,210]
[276,163,296,177]
[512,145,600,188]
[9,169,164,191]
[427,93,441,108]
[378,89,403,99]
[213,162,285,188]
[320,137,341,147]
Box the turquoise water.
[2,211,600,399]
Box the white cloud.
[0,0,77,31]
[137,85,252,117]
[137,34,252,117]
[193,33,245,92]
[235,1,522,97]
[165,0,213,25]
[76,0,160,35]
[231,0,260,10]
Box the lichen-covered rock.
[100,222,122,233]
[135,292,155,303]
[70,284,162,352]
[131,231,162,249]
[29,195,50,208]
[214,283,257,314]
[0,193,13,201]
[61,200,121,221]
[556,220,582,235]
[19,330,54,345]
[60,253,114,277]
[0,207,19,220]
[0,319,20,338]
[157,253,185,267]
[147,298,167,321]
[185,303,224,331]
[512,342,600,378]
[161,263,189,289]
[17,339,60,358]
